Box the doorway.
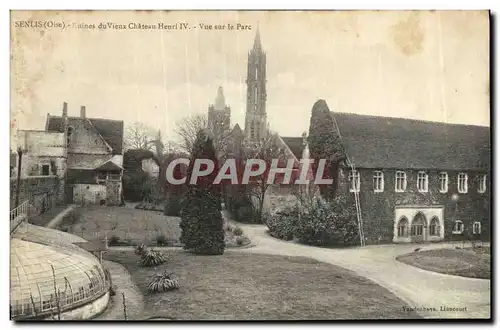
[411,212,427,242]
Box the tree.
[243,133,284,223]
[180,129,225,255]
[174,114,228,156]
[124,122,157,151]
[308,99,345,199]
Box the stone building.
[313,100,490,244]
[45,102,124,206]
[10,130,66,212]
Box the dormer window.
[373,171,384,192]
[348,170,360,193]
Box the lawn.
[105,250,421,320]
[396,247,491,279]
[60,206,250,248]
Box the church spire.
[214,86,226,110]
[253,25,262,52]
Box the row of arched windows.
[397,216,441,237]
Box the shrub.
[109,235,122,246]
[236,237,244,246]
[266,205,300,241]
[180,130,225,255]
[294,195,359,247]
[233,227,244,236]
[164,195,184,217]
[140,249,169,267]
[148,271,179,293]
[135,243,147,255]
[156,234,168,247]
[266,194,359,247]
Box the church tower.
[208,86,231,136]
[244,28,268,143]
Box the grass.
[65,206,251,248]
[105,250,420,320]
[396,247,491,279]
[66,206,181,247]
[29,205,68,227]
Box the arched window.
[429,216,440,236]
[397,217,409,237]
[411,212,426,236]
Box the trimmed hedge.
[180,130,225,255]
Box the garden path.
[231,221,490,319]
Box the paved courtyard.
[230,221,491,319]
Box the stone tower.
[208,86,231,137]
[244,28,268,143]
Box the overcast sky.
[11,10,489,146]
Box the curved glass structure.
[10,225,110,319]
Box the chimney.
[80,106,86,118]
[62,102,68,117]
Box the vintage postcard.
[9,10,490,321]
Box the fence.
[10,200,29,233]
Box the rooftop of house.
[280,137,304,160]
[46,114,124,155]
[329,108,490,171]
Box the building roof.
[46,116,124,154]
[280,137,304,160]
[331,111,490,170]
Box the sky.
[10,10,490,147]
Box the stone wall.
[336,167,490,244]
[10,176,64,214]
[43,291,110,320]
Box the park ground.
[54,205,489,320]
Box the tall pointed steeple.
[253,25,262,52]
[245,26,267,143]
[214,86,226,110]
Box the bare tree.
[244,133,285,223]
[174,114,229,156]
[174,114,208,154]
[124,122,157,151]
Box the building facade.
[321,101,491,244]
[45,102,125,206]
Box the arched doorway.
[411,212,427,242]
[397,217,409,237]
[429,216,440,237]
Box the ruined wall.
[10,176,63,214]
[336,167,490,244]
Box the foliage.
[307,99,345,199]
[236,237,245,246]
[109,235,122,246]
[180,129,225,255]
[124,122,158,152]
[175,114,228,155]
[140,249,169,267]
[156,234,168,247]
[233,227,244,236]
[148,271,180,293]
[266,193,359,247]
[135,242,147,256]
